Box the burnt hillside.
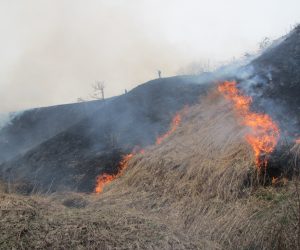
[0,75,213,192]
[0,101,103,163]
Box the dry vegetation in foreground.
[1,91,300,249]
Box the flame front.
[95,173,115,193]
[218,81,280,168]
[156,113,182,145]
[94,153,134,194]
[94,109,186,194]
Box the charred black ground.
[0,75,213,192]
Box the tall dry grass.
[97,90,299,249]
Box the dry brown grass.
[96,90,300,249]
[1,191,199,249]
[1,90,299,249]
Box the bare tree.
[90,81,105,100]
[76,81,105,102]
[259,37,271,51]
[77,97,86,102]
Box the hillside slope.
[1,91,299,249]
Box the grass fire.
[218,81,280,169]
[95,110,185,193]
[156,112,182,145]
[0,3,300,249]
[95,153,135,193]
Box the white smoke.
[0,111,22,131]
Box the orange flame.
[271,176,278,185]
[94,173,115,193]
[218,81,280,168]
[95,108,187,194]
[156,113,181,145]
[94,153,134,193]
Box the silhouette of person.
[125,89,128,94]
[158,70,162,78]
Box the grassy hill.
[1,92,299,249]
[1,25,300,250]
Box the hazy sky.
[0,0,299,112]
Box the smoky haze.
[0,0,299,112]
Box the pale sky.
[0,0,299,112]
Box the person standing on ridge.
[158,70,162,78]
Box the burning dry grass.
[1,90,300,249]
[107,91,253,200]
[93,90,300,249]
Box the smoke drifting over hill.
[0,0,299,112]
[0,112,22,131]
[0,24,300,194]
